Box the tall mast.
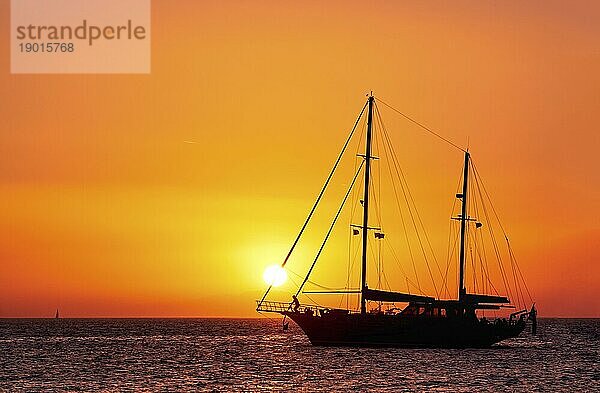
[360,95,375,314]
[458,151,470,302]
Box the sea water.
[0,318,598,392]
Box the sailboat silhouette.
[257,94,536,347]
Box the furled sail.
[363,288,435,304]
[464,293,510,304]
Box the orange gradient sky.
[1,1,598,317]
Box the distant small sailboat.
[257,93,537,348]
[55,308,59,319]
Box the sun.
[263,264,288,287]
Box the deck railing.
[256,300,293,313]
[256,300,335,314]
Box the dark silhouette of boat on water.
[257,94,537,347]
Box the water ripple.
[0,318,598,392]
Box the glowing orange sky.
[1,1,598,317]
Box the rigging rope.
[507,239,534,303]
[344,113,368,310]
[375,96,466,153]
[376,104,441,298]
[294,161,365,298]
[379,122,421,292]
[470,159,534,308]
[471,163,514,301]
[286,268,357,292]
[441,171,463,298]
[257,100,368,309]
[384,240,424,294]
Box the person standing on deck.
[292,295,300,312]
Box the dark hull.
[285,312,526,348]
